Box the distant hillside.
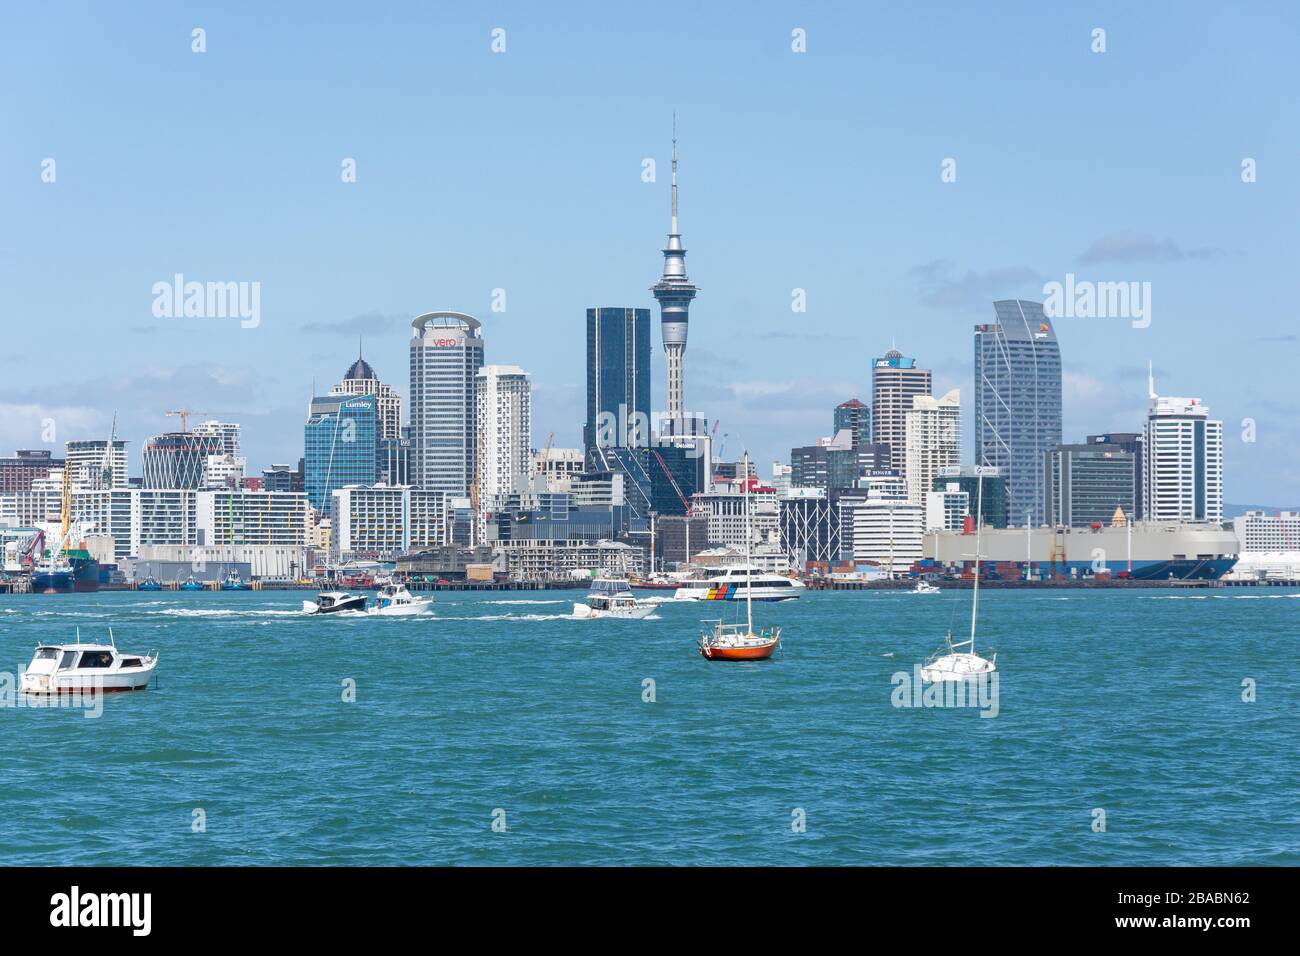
[1224,503,1300,519]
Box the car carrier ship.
[925,521,1238,581]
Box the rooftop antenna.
[670,111,679,234]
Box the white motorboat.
[573,578,655,619]
[303,591,368,615]
[20,629,158,694]
[368,583,432,616]
[673,566,804,602]
[912,579,941,594]
[921,468,997,682]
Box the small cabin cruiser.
[673,565,805,602]
[303,591,368,615]
[912,579,940,594]
[573,578,655,619]
[20,630,158,694]
[368,583,432,616]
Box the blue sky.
[2,1,1297,502]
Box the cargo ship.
[31,547,101,593]
[925,522,1238,581]
[29,463,101,593]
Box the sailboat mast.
[970,469,984,644]
[743,451,753,633]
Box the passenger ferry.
[673,565,805,602]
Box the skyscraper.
[475,364,532,509]
[871,349,931,476]
[651,116,698,430]
[409,311,485,496]
[304,394,378,515]
[1143,366,1223,523]
[833,399,871,449]
[331,348,402,441]
[974,300,1062,527]
[585,307,652,464]
[904,389,960,505]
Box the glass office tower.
[974,300,1062,527]
[304,394,379,515]
[585,307,652,465]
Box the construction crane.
[536,432,554,474]
[164,409,233,432]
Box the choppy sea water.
[0,588,1296,866]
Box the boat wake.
[149,607,304,618]
[485,599,566,606]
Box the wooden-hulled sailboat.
[698,452,781,661]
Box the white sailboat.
[921,466,997,682]
[698,452,781,661]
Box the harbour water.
[1,589,1295,866]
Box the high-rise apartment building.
[474,365,532,509]
[64,439,128,490]
[904,389,960,505]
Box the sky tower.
[651,115,699,430]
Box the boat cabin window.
[58,651,79,670]
[119,658,142,668]
[34,648,59,660]
[78,651,114,669]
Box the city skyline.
[3,3,1296,502]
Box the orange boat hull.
[699,640,778,661]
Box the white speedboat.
[368,583,432,616]
[303,591,368,615]
[912,579,941,594]
[673,566,804,602]
[921,468,997,683]
[20,630,158,694]
[573,578,655,619]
